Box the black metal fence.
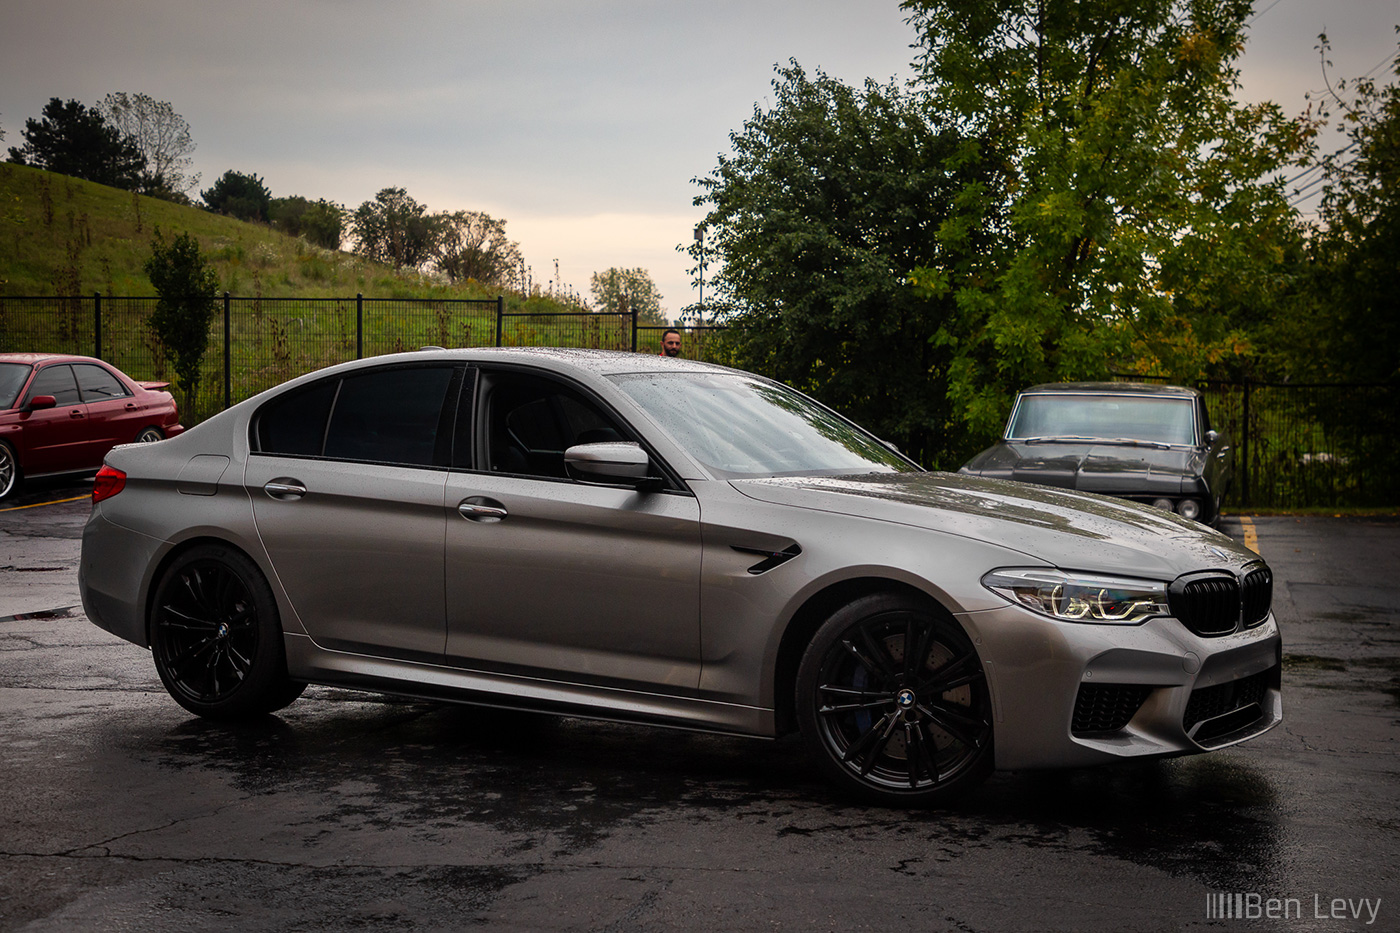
[0,294,731,424]
[1116,377,1398,509]
[4,294,1391,508]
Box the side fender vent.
[731,544,802,575]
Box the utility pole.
[694,225,705,327]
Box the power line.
[1247,0,1287,26]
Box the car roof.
[344,346,743,380]
[1019,381,1201,398]
[0,353,99,365]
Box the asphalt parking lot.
[1,486,1397,932]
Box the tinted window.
[324,367,455,465]
[27,364,81,406]
[481,373,630,478]
[0,363,31,410]
[74,363,131,401]
[257,381,337,456]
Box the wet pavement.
[1,492,1397,931]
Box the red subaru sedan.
[0,353,184,500]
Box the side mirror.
[564,441,655,487]
[1205,429,1219,445]
[26,395,56,411]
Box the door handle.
[458,497,507,522]
[69,409,84,419]
[263,480,307,500]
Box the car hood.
[729,471,1254,580]
[961,440,1204,494]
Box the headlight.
[982,568,1169,625]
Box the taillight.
[92,465,127,503]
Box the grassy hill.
[0,162,510,301]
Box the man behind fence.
[659,328,682,358]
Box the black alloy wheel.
[797,593,993,806]
[150,545,305,718]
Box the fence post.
[223,292,231,412]
[1241,381,1251,508]
[496,296,504,347]
[93,292,102,360]
[356,293,364,360]
[631,304,638,352]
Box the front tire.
[150,544,304,718]
[0,441,19,500]
[796,593,993,806]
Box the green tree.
[97,92,198,199]
[434,210,522,286]
[7,98,147,189]
[270,195,346,250]
[1279,36,1400,383]
[902,0,1312,436]
[352,187,438,269]
[590,267,665,325]
[144,229,219,414]
[694,64,989,466]
[201,170,272,222]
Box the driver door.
[443,368,703,692]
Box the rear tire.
[0,441,18,500]
[135,427,164,443]
[796,592,993,807]
[150,544,302,719]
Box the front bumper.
[958,603,1282,771]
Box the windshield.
[610,372,917,479]
[1007,393,1197,446]
[0,363,32,410]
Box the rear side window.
[74,363,131,401]
[257,381,337,456]
[325,367,454,465]
[27,364,81,406]
[255,365,457,467]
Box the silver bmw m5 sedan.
[79,348,1281,806]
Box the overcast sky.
[3,1,1396,316]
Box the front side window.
[477,372,631,479]
[610,372,914,479]
[1007,394,1198,447]
[74,363,131,402]
[26,365,81,406]
[0,363,32,410]
[255,365,456,466]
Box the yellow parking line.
[0,495,90,513]
[1239,515,1259,554]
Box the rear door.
[73,362,136,459]
[20,363,90,474]
[246,362,464,661]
